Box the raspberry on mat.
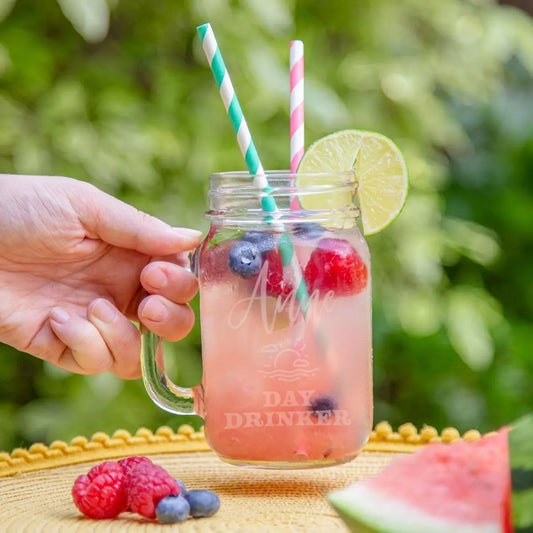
[125,462,181,519]
[72,461,127,519]
[118,455,152,476]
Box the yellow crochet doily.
[0,422,483,532]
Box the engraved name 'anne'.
[228,260,335,333]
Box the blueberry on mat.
[175,478,188,496]
[293,222,326,240]
[228,241,262,278]
[156,494,190,524]
[241,231,275,254]
[309,395,338,419]
[185,489,221,518]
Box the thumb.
[77,184,202,256]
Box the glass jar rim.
[209,169,355,182]
[208,169,357,195]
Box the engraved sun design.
[259,344,320,382]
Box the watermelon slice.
[328,428,511,533]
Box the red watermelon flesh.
[328,430,511,533]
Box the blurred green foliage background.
[1,0,532,452]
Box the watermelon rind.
[510,413,533,532]
[327,483,500,533]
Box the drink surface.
[197,224,373,467]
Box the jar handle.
[141,330,200,415]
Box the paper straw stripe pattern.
[198,23,263,178]
[290,40,304,175]
[197,23,310,313]
[290,40,304,211]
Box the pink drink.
[196,174,373,468]
[142,170,373,469]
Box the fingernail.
[142,299,168,322]
[173,227,203,239]
[50,308,69,324]
[146,268,167,290]
[91,299,117,324]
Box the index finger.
[75,182,202,256]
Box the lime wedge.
[297,129,408,235]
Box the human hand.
[0,174,202,379]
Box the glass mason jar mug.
[142,170,373,469]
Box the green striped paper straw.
[197,23,310,314]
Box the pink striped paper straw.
[290,40,304,209]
